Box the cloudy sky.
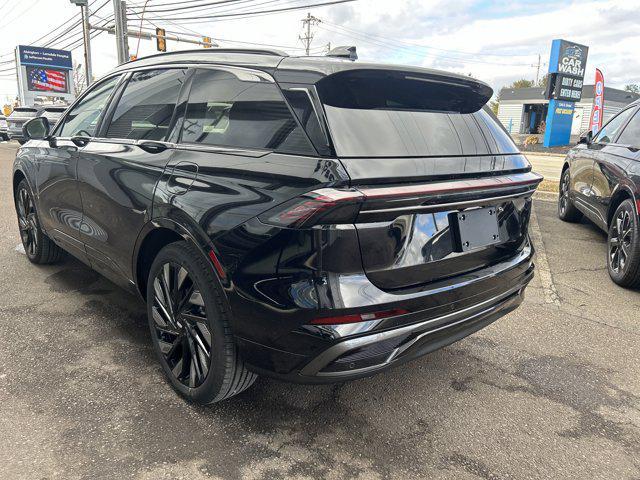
[1,0,639,105]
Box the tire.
[558,168,583,222]
[607,199,640,288]
[15,179,65,264]
[146,241,256,404]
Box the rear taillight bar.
[358,171,543,199]
[259,172,543,228]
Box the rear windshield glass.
[316,71,517,157]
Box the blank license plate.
[453,206,501,252]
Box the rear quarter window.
[180,68,316,156]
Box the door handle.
[70,136,91,147]
[138,141,168,153]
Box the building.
[497,85,639,137]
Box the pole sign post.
[15,45,75,106]
[543,39,589,147]
[589,68,605,135]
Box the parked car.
[0,115,8,141]
[559,99,640,286]
[7,105,67,143]
[7,107,38,143]
[13,49,542,403]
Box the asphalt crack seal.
[530,206,561,306]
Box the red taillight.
[259,188,364,228]
[310,308,408,325]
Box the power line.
[134,0,356,22]
[321,21,538,59]
[317,24,535,67]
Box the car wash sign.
[15,45,75,105]
[552,40,589,102]
[543,39,589,147]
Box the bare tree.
[73,62,86,97]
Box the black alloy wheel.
[607,199,640,288]
[16,185,39,258]
[147,242,256,403]
[14,179,64,264]
[558,168,582,222]
[151,261,212,388]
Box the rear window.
[316,70,517,157]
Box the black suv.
[14,49,541,403]
[558,99,640,286]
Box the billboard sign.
[15,45,74,105]
[589,69,605,134]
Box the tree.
[72,62,86,97]
[624,84,640,94]
[490,79,535,114]
[510,79,534,89]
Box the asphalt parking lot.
[0,142,638,479]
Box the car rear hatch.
[282,67,541,291]
[8,107,38,127]
[42,106,66,126]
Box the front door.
[76,68,189,286]
[34,75,122,260]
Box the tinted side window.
[59,76,120,137]
[616,109,640,147]
[106,69,186,141]
[181,69,315,155]
[594,107,635,144]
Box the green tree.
[624,84,640,94]
[490,79,536,114]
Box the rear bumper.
[238,244,534,383]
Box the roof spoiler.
[316,69,493,114]
[326,46,358,61]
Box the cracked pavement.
[0,143,638,479]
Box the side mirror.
[22,116,50,141]
[578,130,593,145]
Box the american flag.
[28,68,67,93]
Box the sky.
[1,0,639,106]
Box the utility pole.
[69,0,92,85]
[113,0,130,64]
[81,3,92,84]
[535,53,541,85]
[300,13,320,56]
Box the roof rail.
[129,47,289,63]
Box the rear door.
[76,68,188,285]
[586,106,639,226]
[313,69,537,290]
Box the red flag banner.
[589,68,604,134]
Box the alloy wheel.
[610,208,633,274]
[151,262,212,388]
[17,187,38,257]
[559,171,570,216]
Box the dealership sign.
[15,45,75,106]
[544,39,589,147]
[589,69,605,134]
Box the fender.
[132,215,230,297]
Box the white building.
[497,85,639,137]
